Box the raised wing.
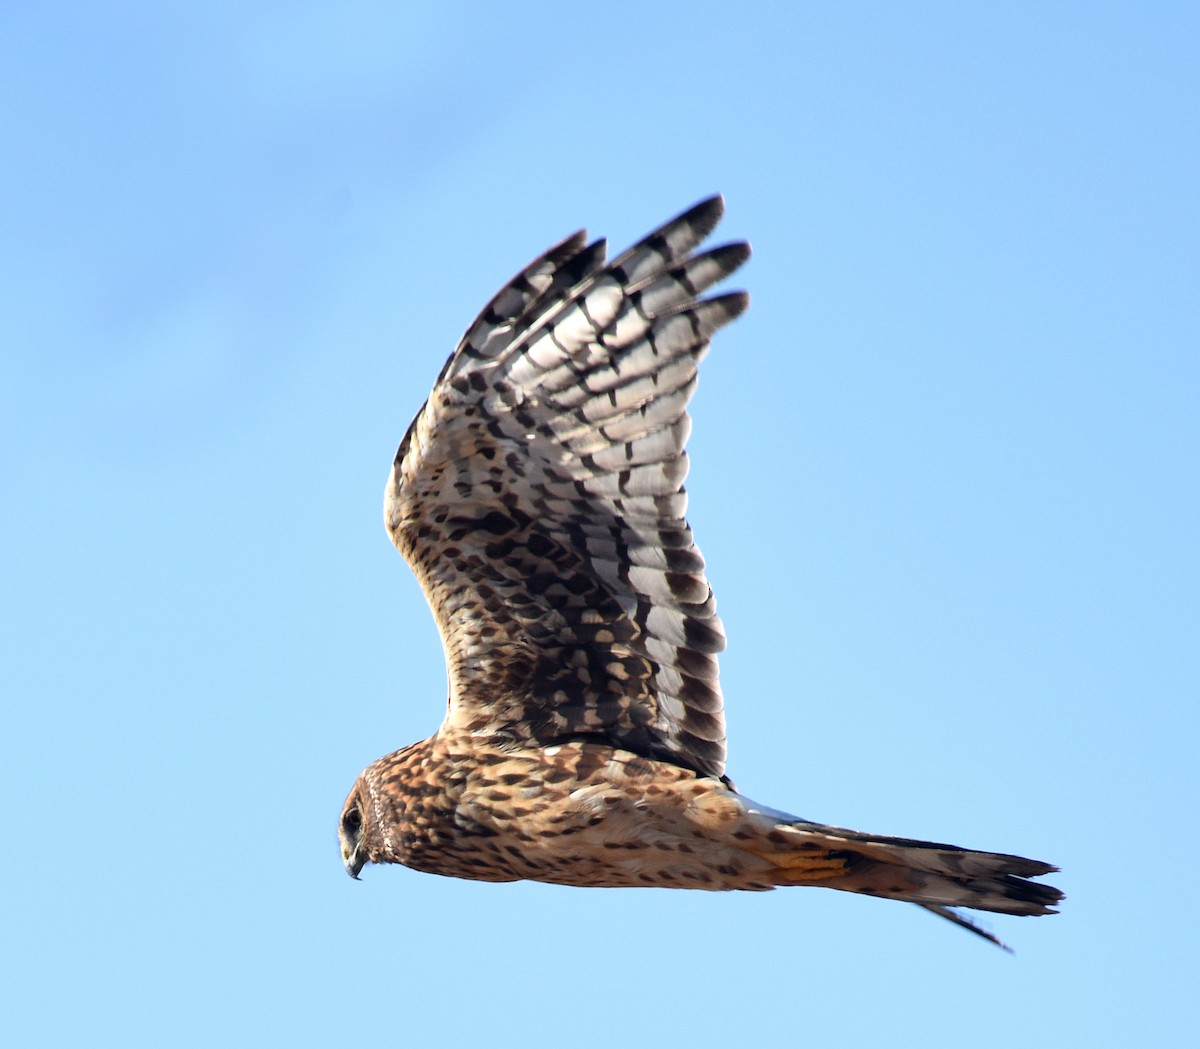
[385,197,748,779]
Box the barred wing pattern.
[385,197,748,780]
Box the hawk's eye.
[343,807,363,836]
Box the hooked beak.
[342,844,364,880]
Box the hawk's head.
[338,780,369,879]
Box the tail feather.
[919,905,1016,952]
[740,805,1063,948]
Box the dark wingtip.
[680,194,726,240]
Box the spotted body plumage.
[339,197,1062,948]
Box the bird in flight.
[338,197,1062,948]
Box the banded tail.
[742,801,1063,950]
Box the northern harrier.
[338,197,1062,948]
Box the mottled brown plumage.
[338,197,1062,948]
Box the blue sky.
[3,3,1197,1046]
